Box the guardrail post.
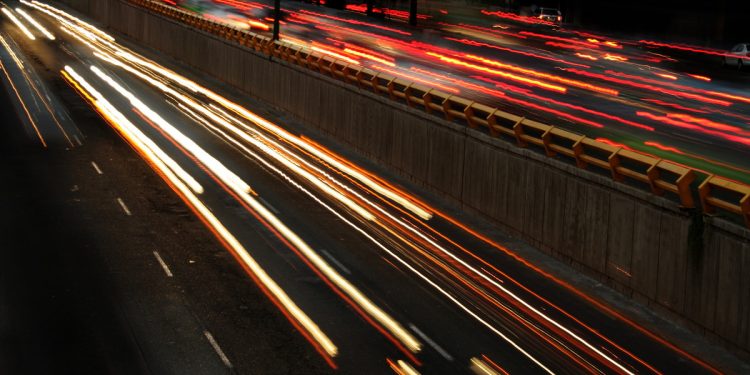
[645,161,664,195]
[442,95,455,121]
[699,176,717,215]
[572,137,586,168]
[486,110,500,137]
[676,170,696,208]
[370,73,381,94]
[422,89,434,114]
[404,84,416,107]
[541,128,555,156]
[463,102,478,130]
[512,117,527,147]
[608,149,625,182]
[386,78,398,100]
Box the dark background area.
[345,0,749,48]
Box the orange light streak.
[425,52,567,93]
[545,41,587,50]
[563,69,732,106]
[636,111,750,146]
[520,31,598,48]
[372,65,460,93]
[604,69,750,105]
[602,53,628,62]
[297,9,411,36]
[655,72,678,80]
[595,137,634,150]
[344,48,395,67]
[475,76,653,130]
[640,40,741,59]
[642,98,709,114]
[666,113,750,136]
[464,54,618,95]
[644,141,750,175]
[481,9,554,26]
[575,53,598,61]
[687,74,711,82]
[310,44,360,65]
[445,37,590,68]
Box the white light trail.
[62,65,337,358]
[64,66,203,194]
[89,66,244,195]
[2,8,36,40]
[109,49,432,221]
[92,55,418,351]
[15,7,54,40]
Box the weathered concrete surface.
[55,0,750,356]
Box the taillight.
[538,15,543,19]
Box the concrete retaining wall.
[56,0,750,356]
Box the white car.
[723,43,749,70]
[535,7,562,24]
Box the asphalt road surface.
[0,1,748,374]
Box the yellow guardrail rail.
[128,0,750,228]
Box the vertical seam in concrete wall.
[459,132,468,204]
[654,213,664,307]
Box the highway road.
[0,1,746,373]
[178,0,750,184]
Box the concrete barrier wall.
[55,0,750,356]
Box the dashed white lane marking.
[258,197,280,214]
[409,323,453,361]
[203,330,233,368]
[321,250,351,275]
[116,197,132,216]
[91,161,103,175]
[73,135,82,146]
[152,251,173,277]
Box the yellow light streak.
[469,357,501,375]
[397,360,421,375]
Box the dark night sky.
[372,0,749,47]
[511,0,749,46]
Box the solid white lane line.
[409,324,453,361]
[257,197,280,214]
[320,250,351,275]
[152,251,173,277]
[116,197,131,216]
[203,331,233,368]
[91,161,103,174]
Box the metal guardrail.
[128,0,750,228]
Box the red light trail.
[563,69,732,106]
[445,37,591,68]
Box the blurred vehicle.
[534,7,562,23]
[722,43,749,70]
